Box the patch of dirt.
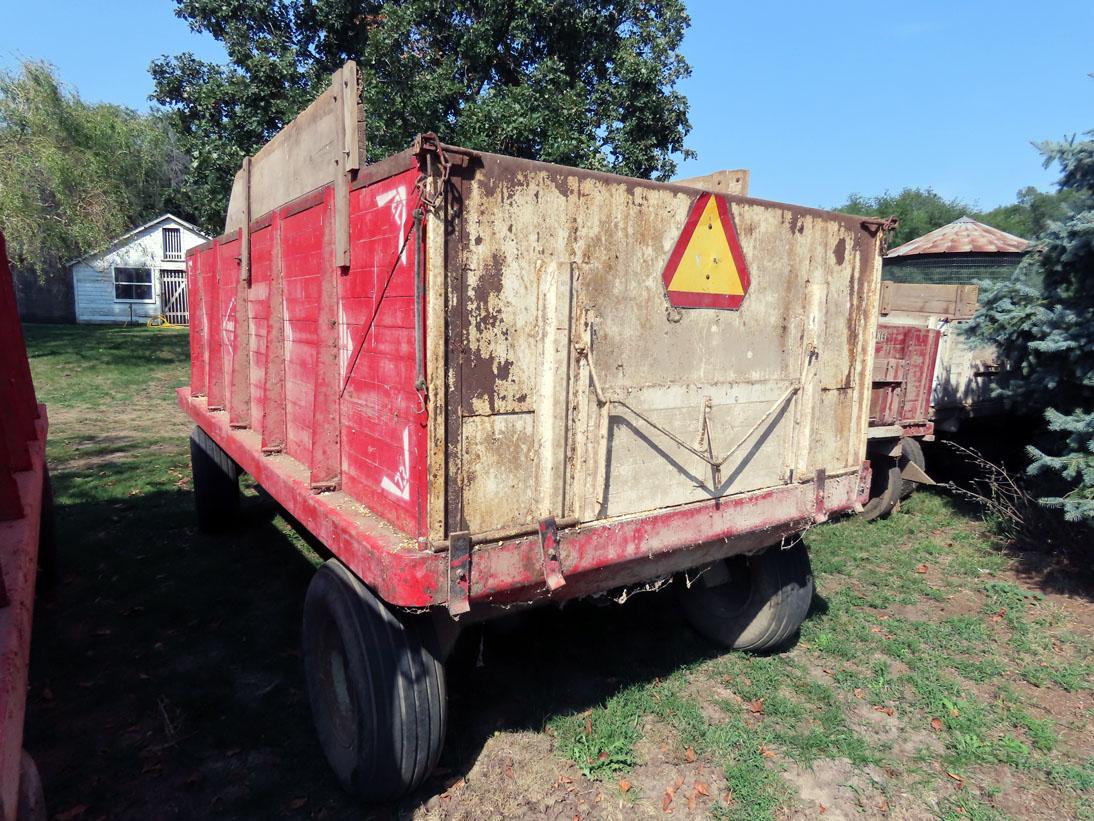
[625,719,728,817]
[413,719,728,820]
[413,732,608,821]
[680,671,740,724]
[846,700,943,761]
[965,763,1082,820]
[778,758,890,820]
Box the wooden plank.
[205,238,225,410]
[340,62,360,172]
[229,228,253,429]
[187,251,207,396]
[240,156,252,285]
[878,280,892,315]
[309,189,342,491]
[224,61,361,233]
[882,282,980,319]
[675,169,750,197]
[261,212,287,453]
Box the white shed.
[70,214,209,325]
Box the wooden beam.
[261,212,287,454]
[309,189,342,492]
[205,238,225,411]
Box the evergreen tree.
[966,134,1094,523]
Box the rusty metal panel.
[449,153,882,533]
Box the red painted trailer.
[860,281,996,519]
[0,230,50,821]
[180,63,884,801]
[860,322,941,519]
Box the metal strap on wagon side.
[576,343,801,492]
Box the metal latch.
[538,517,566,591]
[447,531,471,616]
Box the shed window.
[162,226,183,260]
[114,267,154,302]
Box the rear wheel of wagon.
[303,560,447,802]
[860,454,901,521]
[676,542,814,652]
[189,426,239,533]
[898,437,926,501]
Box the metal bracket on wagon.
[813,469,828,523]
[447,531,472,616]
[538,517,566,591]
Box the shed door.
[160,268,188,325]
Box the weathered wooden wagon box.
[179,63,885,800]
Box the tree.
[834,185,1078,249]
[0,60,190,273]
[979,185,1078,240]
[833,188,973,248]
[151,0,695,228]
[965,135,1094,523]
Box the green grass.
[19,324,1094,820]
[548,492,1094,819]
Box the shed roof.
[67,213,210,266]
[885,216,1029,258]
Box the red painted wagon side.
[179,63,884,802]
[870,323,941,438]
[0,230,50,821]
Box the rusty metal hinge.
[447,530,472,616]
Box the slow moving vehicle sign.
[662,192,751,310]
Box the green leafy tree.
[0,60,190,273]
[979,185,1078,240]
[966,135,1094,523]
[835,185,1077,248]
[833,188,973,248]
[151,0,694,228]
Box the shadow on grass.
[921,426,1094,602]
[25,452,820,819]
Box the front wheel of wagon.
[898,437,926,501]
[189,426,239,533]
[859,455,902,521]
[677,542,814,652]
[303,560,447,802]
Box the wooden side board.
[674,169,750,197]
[879,281,979,319]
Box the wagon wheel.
[897,437,927,501]
[860,455,902,521]
[189,427,240,533]
[676,542,814,652]
[303,560,447,802]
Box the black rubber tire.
[17,750,46,821]
[676,542,814,652]
[189,427,240,533]
[303,560,447,802]
[898,437,926,501]
[860,455,901,521]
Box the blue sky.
[2,0,1090,209]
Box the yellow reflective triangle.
[667,196,746,296]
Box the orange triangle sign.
[661,193,751,309]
